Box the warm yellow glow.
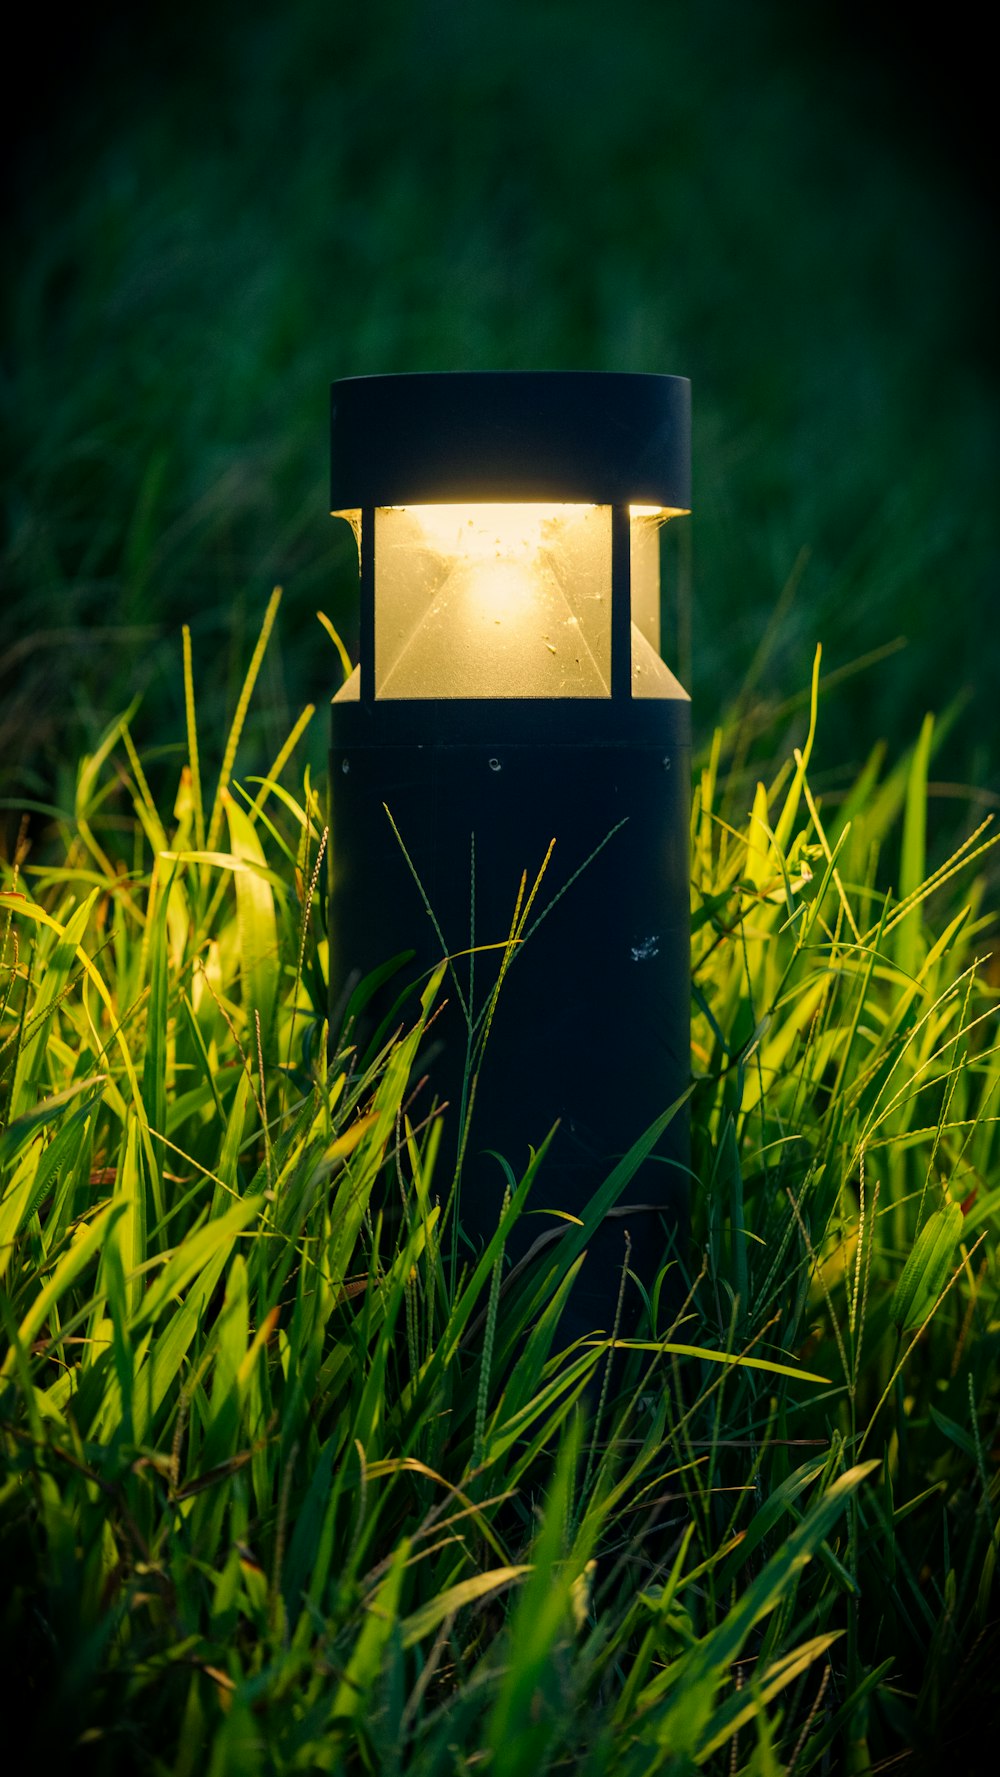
[632,624,689,701]
[332,500,689,701]
[394,505,583,629]
[628,504,688,680]
[394,502,579,560]
[375,503,612,699]
[629,504,689,520]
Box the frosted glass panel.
[631,624,689,701]
[375,504,612,699]
[629,508,689,700]
[629,513,661,653]
[333,664,360,702]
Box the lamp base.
[329,698,691,1347]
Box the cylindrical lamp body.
[328,373,691,1343]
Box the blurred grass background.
[3,0,998,834]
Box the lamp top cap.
[330,370,690,510]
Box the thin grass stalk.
[206,585,282,852]
[246,703,316,826]
[472,1185,510,1478]
[182,624,206,854]
[286,824,328,1075]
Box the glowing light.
[398,502,581,562]
[332,499,689,703]
[375,503,612,699]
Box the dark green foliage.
[3,0,998,820]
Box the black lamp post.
[328,371,691,1342]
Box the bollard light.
[328,371,691,1343]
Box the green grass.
[2,609,998,1773]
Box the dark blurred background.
[3,0,997,840]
